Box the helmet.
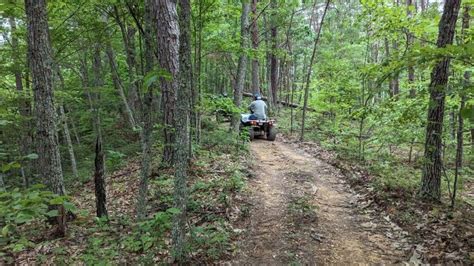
[254,93,262,100]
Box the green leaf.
[63,202,76,212]
[24,153,38,160]
[167,207,181,215]
[143,72,158,89]
[49,197,65,205]
[2,224,12,237]
[45,210,59,217]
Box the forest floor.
[8,133,472,264]
[233,138,410,264]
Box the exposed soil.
[234,139,410,264]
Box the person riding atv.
[248,93,268,120]
[240,93,277,141]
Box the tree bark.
[172,0,192,261]
[420,0,461,201]
[251,0,260,95]
[231,1,251,132]
[94,134,107,218]
[300,0,330,142]
[25,0,66,236]
[154,0,180,164]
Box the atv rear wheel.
[266,126,277,141]
[249,127,255,141]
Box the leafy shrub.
[106,150,126,171]
[122,208,176,253]
[0,184,75,252]
[190,223,231,260]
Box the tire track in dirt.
[234,139,407,264]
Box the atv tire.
[249,127,255,141]
[266,127,277,141]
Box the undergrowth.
[3,119,252,264]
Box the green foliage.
[0,184,75,252]
[122,209,175,253]
[80,237,119,265]
[106,150,126,171]
[202,94,242,116]
[190,222,231,260]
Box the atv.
[240,114,277,141]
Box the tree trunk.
[9,16,33,185]
[25,0,66,236]
[113,6,142,119]
[300,0,330,142]
[94,134,107,218]
[231,2,251,132]
[270,0,278,107]
[407,0,416,97]
[90,43,108,219]
[59,106,78,178]
[420,0,461,201]
[192,0,203,145]
[290,55,297,134]
[137,0,156,221]
[172,0,192,261]
[251,0,260,95]
[452,5,470,207]
[154,0,180,165]
[68,114,81,145]
[105,44,137,128]
[391,40,400,96]
[384,38,394,96]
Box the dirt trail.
[235,139,407,264]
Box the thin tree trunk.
[407,0,416,97]
[68,114,81,145]
[59,106,78,178]
[155,0,180,165]
[263,14,273,109]
[231,2,251,132]
[391,40,400,96]
[251,0,260,95]
[420,0,461,201]
[113,6,142,119]
[106,44,137,128]
[9,16,33,185]
[90,44,108,219]
[452,5,470,207]
[384,38,394,96]
[290,55,297,134]
[25,0,66,236]
[137,0,156,221]
[192,0,203,144]
[172,0,192,261]
[300,0,330,142]
[94,133,107,218]
[270,0,278,107]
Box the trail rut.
[234,139,408,264]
